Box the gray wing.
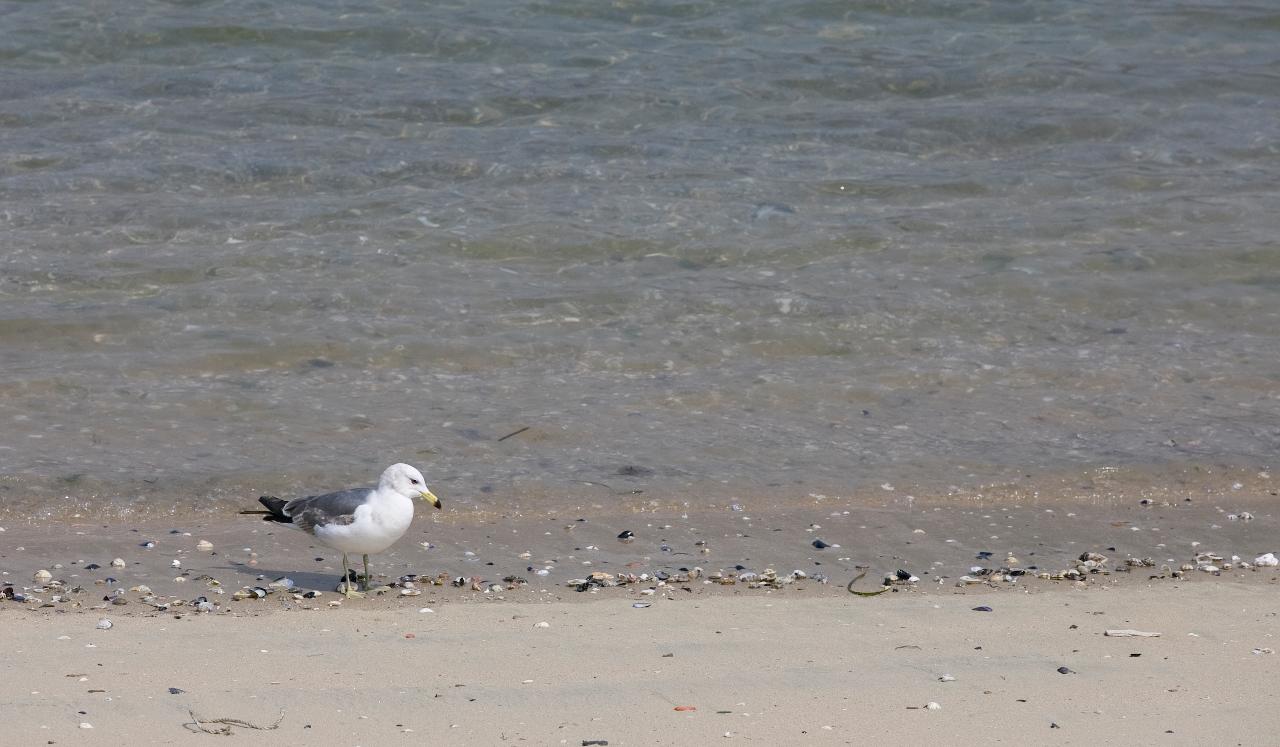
[284,487,374,534]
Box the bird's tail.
[253,495,293,524]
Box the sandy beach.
[4,582,1279,746]
[3,485,1279,746]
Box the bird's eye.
[410,478,419,485]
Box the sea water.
[2,0,1278,519]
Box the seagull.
[256,463,441,597]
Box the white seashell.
[95,618,113,630]
[171,559,182,568]
[33,570,52,583]
[925,702,941,710]
[196,540,214,551]
[1254,553,1279,567]
[110,558,126,568]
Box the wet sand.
[1,472,1276,605]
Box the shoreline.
[2,490,1276,614]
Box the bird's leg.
[341,553,353,598]
[362,554,372,590]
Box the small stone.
[972,606,993,612]
[534,621,550,628]
[171,559,182,568]
[938,674,955,682]
[33,570,52,583]
[169,687,185,694]
[925,702,941,711]
[80,722,93,729]
[1057,666,1075,675]
[196,540,214,551]
[95,618,113,630]
[110,558,126,568]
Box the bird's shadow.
[212,563,346,592]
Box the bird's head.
[381,463,441,509]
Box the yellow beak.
[420,490,441,510]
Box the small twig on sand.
[496,426,531,442]
[846,569,889,597]
[184,709,285,735]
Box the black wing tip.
[257,495,293,523]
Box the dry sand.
[4,582,1279,746]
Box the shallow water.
[2,0,1279,520]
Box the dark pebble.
[1050,723,1060,729]
[617,531,634,540]
[895,569,913,581]
[85,564,101,571]
[168,688,185,695]
[1057,666,1074,675]
[582,741,609,747]
[976,551,993,560]
[972,606,993,612]
[812,539,830,549]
